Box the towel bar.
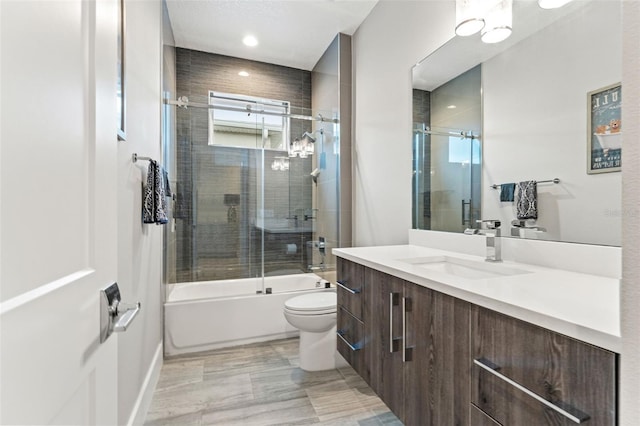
[132,153,152,163]
[490,178,559,190]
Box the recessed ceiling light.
[238,71,250,77]
[243,35,258,47]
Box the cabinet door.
[366,268,405,419]
[404,284,471,426]
[472,307,617,425]
[336,258,365,321]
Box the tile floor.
[144,338,402,425]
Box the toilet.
[283,290,347,371]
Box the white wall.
[117,0,164,424]
[482,1,621,246]
[621,2,640,423]
[352,0,454,247]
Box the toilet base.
[299,325,349,372]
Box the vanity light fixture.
[242,35,258,47]
[538,0,573,9]
[238,70,250,77]
[455,0,486,36]
[481,0,512,44]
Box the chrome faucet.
[477,220,502,262]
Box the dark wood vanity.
[336,257,618,426]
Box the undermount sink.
[397,255,529,280]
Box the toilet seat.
[284,291,336,315]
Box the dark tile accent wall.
[412,89,430,124]
[412,89,431,229]
[172,48,314,282]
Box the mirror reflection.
[412,0,621,246]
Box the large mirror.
[412,0,622,246]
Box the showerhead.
[301,131,316,143]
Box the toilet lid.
[284,291,336,312]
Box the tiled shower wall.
[171,48,314,282]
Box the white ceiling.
[165,0,379,71]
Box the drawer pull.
[336,280,361,294]
[473,358,590,424]
[337,329,361,351]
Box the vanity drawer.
[471,307,617,425]
[337,306,366,379]
[336,258,365,321]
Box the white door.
[1,0,119,424]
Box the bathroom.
[1,0,639,425]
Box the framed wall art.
[587,83,621,174]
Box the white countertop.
[333,244,621,353]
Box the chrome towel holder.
[490,178,560,190]
[132,153,152,163]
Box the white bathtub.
[164,273,334,356]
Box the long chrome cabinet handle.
[473,358,590,424]
[337,330,360,351]
[402,297,407,362]
[389,292,399,353]
[336,280,360,294]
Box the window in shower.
[207,91,290,150]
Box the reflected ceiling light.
[447,105,457,109]
[538,0,573,9]
[242,35,258,47]
[455,0,486,36]
[481,0,512,44]
[238,70,250,77]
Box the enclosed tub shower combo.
[162,87,347,369]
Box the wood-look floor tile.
[201,396,318,425]
[145,339,396,426]
[144,410,202,426]
[250,365,345,401]
[145,373,253,423]
[308,388,371,422]
[154,359,204,392]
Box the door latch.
[100,282,141,343]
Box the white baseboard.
[127,341,163,426]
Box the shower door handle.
[461,199,472,226]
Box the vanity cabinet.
[471,306,617,425]
[336,258,367,379]
[336,258,618,426]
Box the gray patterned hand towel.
[143,160,169,224]
[516,181,537,219]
